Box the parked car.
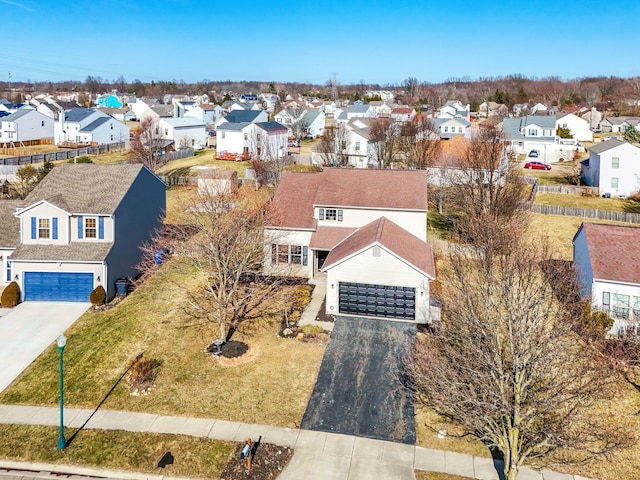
[288,140,300,147]
[524,161,551,171]
[527,149,540,158]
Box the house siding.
[104,168,165,298]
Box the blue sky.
[2,0,640,86]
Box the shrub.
[89,285,106,305]
[68,155,92,163]
[0,281,20,307]
[581,302,614,334]
[291,285,313,312]
[300,324,324,336]
[126,355,162,394]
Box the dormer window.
[319,208,343,222]
[31,216,58,240]
[85,217,97,238]
[38,218,50,238]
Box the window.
[633,297,640,319]
[5,260,11,283]
[38,218,50,239]
[41,120,45,127]
[603,292,610,310]
[164,128,168,135]
[458,127,463,133]
[611,177,619,189]
[110,123,113,130]
[319,208,343,222]
[244,133,248,141]
[528,129,537,136]
[110,134,114,141]
[84,217,97,238]
[612,157,620,168]
[443,126,448,133]
[355,141,360,151]
[221,131,225,139]
[613,293,630,319]
[271,244,308,266]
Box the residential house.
[96,94,123,109]
[556,113,593,142]
[478,101,508,117]
[581,107,603,130]
[265,169,435,322]
[530,103,548,115]
[138,104,174,121]
[252,122,289,159]
[184,104,222,125]
[216,121,288,160]
[573,222,640,335]
[390,107,416,123]
[601,116,640,133]
[433,117,471,139]
[157,117,206,150]
[0,164,165,300]
[0,108,54,144]
[97,107,136,122]
[216,122,253,160]
[581,139,640,197]
[335,104,377,123]
[502,115,558,155]
[367,101,393,118]
[301,110,325,138]
[274,108,307,128]
[55,108,129,146]
[216,109,268,129]
[437,101,470,122]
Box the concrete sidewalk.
[0,405,592,480]
[298,273,334,332]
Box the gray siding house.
[1,163,165,301]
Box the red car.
[524,161,551,171]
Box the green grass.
[0,425,232,478]
[535,192,640,213]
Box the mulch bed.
[206,340,249,358]
[219,442,294,480]
[315,298,335,323]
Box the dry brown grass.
[415,407,489,458]
[535,193,640,213]
[415,472,471,480]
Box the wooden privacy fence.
[531,204,640,224]
[537,185,600,195]
[0,142,127,166]
[160,176,197,186]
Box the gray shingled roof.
[10,242,113,262]
[65,107,97,123]
[224,110,263,123]
[0,200,23,248]
[347,104,371,113]
[588,138,627,154]
[217,122,251,131]
[23,163,149,214]
[302,111,321,126]
[256,121,287,133]
[1,108,34,122]
[79,116,110,132]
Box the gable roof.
[0,200,23,248]
[224,110,263,123]
[1,108,36,122]
[322,217,435,278]
[575,222,640,285]
[347,104,372,114]
[588,138,629,154]
[65,107,98,123]
[23,164,155,215]
[79,116,110,132]
[217,121,251,131]
[269,169,428,230]
[256,121,287,133]
[161,117,205,128]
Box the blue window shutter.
[31,217,36,239]
[303,246,308,266]
[52,217,58,240]
[319,208,324,220]
[77,216,83,239]
[98,217,104,239]
[337,209,343,222]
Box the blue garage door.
[24,272,94,302]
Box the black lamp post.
[56,334,67,450]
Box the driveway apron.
[0,302,90,393]
[301,316,416,444]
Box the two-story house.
[265,169,435,323]
[581,139,640,197]
[556,112,593,142]
[1,164,165,301]
[436,101,470,122]
[0,108,54,144]
[573,222,640,335]
[502,115,558,155]
[216,121,288,160]
[433,117,471,139]
[157,117,206,150]
[55,107,129,146]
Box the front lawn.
[535,192,640,213]
[0,255,325,429]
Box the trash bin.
[115,277,129,296]
[604,193,611,198]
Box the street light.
[56,334,67,450]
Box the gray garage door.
[338,282,416,320]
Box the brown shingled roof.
[577,222,640,285]
[269,169,428,230]
[322,217,435,278]
[309,226,356,250]
[23,164,155,215]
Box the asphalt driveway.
[301,316,416,444]
[0,302,90,393]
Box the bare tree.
[286,107,307,141]
[129,117,165,172]
[246,124,289,186]
[406,231,629,480]
[369,117,399,168]
[403,76,419,98]
[398,116,443,169]
[140,188,289,346]
[316,123,351,167]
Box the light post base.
[57,435,66,450]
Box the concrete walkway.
[298,273,334,332]
[0,405,592,480]
[0,302,90,393]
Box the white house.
[479,102,508,118]
[216,121,288,160]
[157,117,206,150]
[184,104,222,125]
[301,111,325,138]
[274,108,306,128]
[581,139,640,197]
[265,169,435,322]
[573,222,640,335]
[433,117,471,139]
[55,108,129,146]
[556,113,593,142]
[335,104,377,123]
[502,115,558,155]
[215,109,268,129]
[0,108,54,144]
[216,122,253,160]
[390,107,416,123]
[437,101,470,122]
[601,116,640,133]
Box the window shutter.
[303,246,308,266]
[52,217,58,240]
[337,209,343,222]
[77,215,83,239]
[319,208,324,220]
[98,217,104,239]
[31,217,36,239]
[271,244,277,263]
